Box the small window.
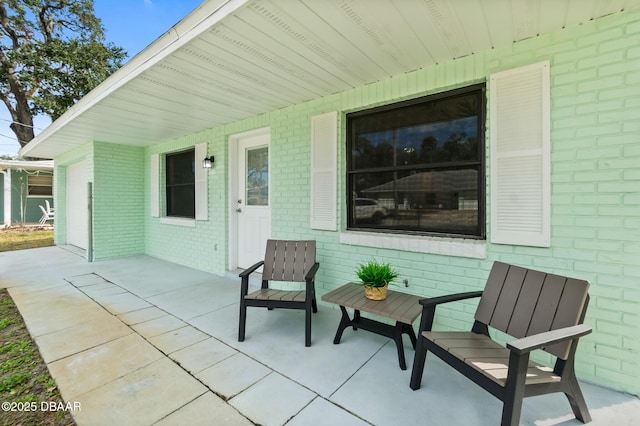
[165,149,195,218]
[347,85,485,238]
[27,174,53,197]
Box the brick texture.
[92,142,145,259]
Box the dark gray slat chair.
[410,261,592,426]
[239,240,319,347]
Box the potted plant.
[355,259,399,300]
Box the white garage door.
[66,161,88,250]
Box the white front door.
[236,132,271,269]
[66,160,88,249]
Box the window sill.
[339,230,486,259]
[160,217,196,228]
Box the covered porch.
[1,247,637,425]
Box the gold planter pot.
[364,284,388,300]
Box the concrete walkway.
[1,246,638,425]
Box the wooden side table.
[322,283,423,370]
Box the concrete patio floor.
[1,246,638,425]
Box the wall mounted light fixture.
[202,156,215,169]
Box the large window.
[347,85,485,237]
[166,149,195,218]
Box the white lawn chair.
[39,204,54,226]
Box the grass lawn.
[0,290,75,425]
[0,227,54,252]
[1,227,74,425]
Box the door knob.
[236,208,242,213]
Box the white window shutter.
[490,61,550,247]
[150,153,159,217]
[195,142,208,221]
[311,112,338,231]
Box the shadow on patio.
[1,246,638,425]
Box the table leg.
[393,322,408,370]
[407,323,417,348]
[333,305,354,344]
[392,322,418,370]
[329,303,418,371]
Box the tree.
[0,0,126,147]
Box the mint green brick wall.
[52,165,66,245]
[53,142,145,258]
[92,142,145,260]
[144,134,229,273]
[542,11,639,394]
[131,10,640,394]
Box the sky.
[0,0,203,157]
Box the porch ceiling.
[21,0,640,159]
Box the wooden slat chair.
[239,240,319,347]
[410,261,592,426]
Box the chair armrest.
[418,291,483,307]
[239,261,264,278]
[305,262,320,282]
[416,291,483,333]
[239,261,264,297]
[507,324,592,355]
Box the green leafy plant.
[355,259,399,288]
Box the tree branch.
[0,2,21,50]
[39,3,54,42]
[0,90,17,117]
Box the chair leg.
[410,335,428,390]
[501,392,525,426]
[238,301,247,342]
[305,305,312,347]
[501,353,528,426]
[312,297,318,313]
[565,373,592,423]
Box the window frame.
[26,174,53,197]
[165,148,196,219]
[346,84,486,239]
